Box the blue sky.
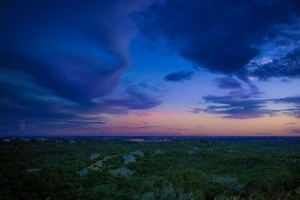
[1,0,300,136]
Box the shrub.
[141,185,195,200]
[295,186,300,197]
[213,176,245,195]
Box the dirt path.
[87,154,118,169]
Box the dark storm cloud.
[0,1,164,134]
[214,77,242,89]
[0,67,110,134]
[0,69,160,134]
[133,0,300,75]
[251,48,300,80]
[0,68,75,119]
[0,53,126,104]
[164,71,194,82]
[0,0,146,105]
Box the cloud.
[281,79,291,83]
[56,120,106,125]
[95,82,162,112]
[251,48,300,80]
[0,0,149,105]
[200,88,300,119]
[201,89,275,119]
[167,127,192,131]
[275,96,300,118]
[136,125,162,129]
[0,67,161,134]
[283,122,297,125]
[214,77,243,89]
[135,112,164,121]
[189,107,202,114]
[0,68,76,120]
[133,0,300,76]
[0,1,165,135]
[276,96,300,104]
[164,71,194,82]
[117,125,162,130]
[253,132,274,136]
[286,128,300,134]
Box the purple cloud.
[201,89,275,119]
[283,122,297,125]
[214,77,242,90]
[164,71,194,82]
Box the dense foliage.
[0,137,300,200]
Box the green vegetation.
[0,138,300,200]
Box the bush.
[295,186,300,197]
[213,176,245,195]
[214,195,243,200]
[141,185,194,200]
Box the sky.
[1,0,300,137]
